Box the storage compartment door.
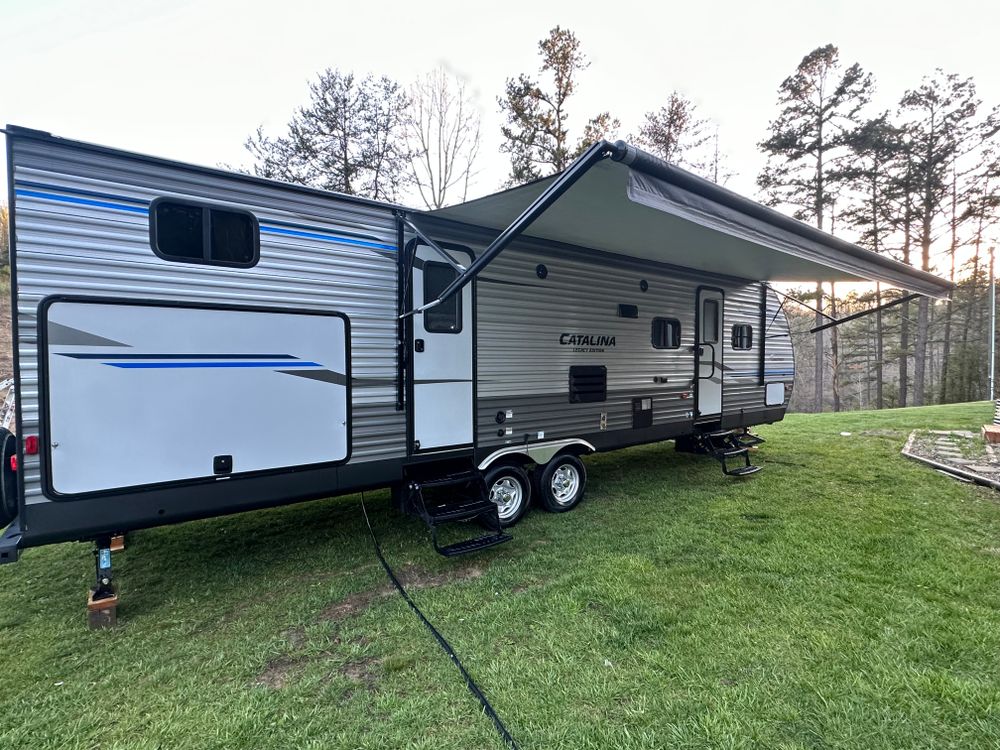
[42,299,350,497]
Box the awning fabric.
[425,145,952,298]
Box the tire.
[483,464,531,527]
[0,428,17,529]
[536,454,587,513]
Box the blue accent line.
[15,189,149,214]
[62,353,297,360]
[259,225,395,251]
[15,183,396,252]
[106,361,322,369]
[15,180,149,206]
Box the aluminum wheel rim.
[490,476,523,521]
[550,464,580,505]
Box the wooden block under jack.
[109,535,125,552]
[87,591,119,630]
[982,424,1000,444]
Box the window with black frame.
[151,199,259,267]
[423,261,462,333]
[731,323,753,350]
[651,317,681,349]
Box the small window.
[618,303,639,318]
[652,318,681,349]
[732,323,753,350]
[702,299,720,343]
[151,199,258,267]
[423,261,462,333]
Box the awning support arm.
[401,216,467,274]
[402,140,627,318]
[764,284,837,323]
[809,293,921,333]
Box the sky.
[2,0,1000,280]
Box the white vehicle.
[0,127,950,605]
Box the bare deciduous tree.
[245,69,413,201]
[405,68,482,209]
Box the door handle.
[415,339,425,353]
[696,342,717,380]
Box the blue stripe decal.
[15,180,149,206]
[14,184,396,252]
[15,189,149,214]
[259,225,395,251]
[106,361,322,369]
[63,353,297,360]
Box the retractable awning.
[420,141,952,304]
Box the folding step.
[422,496,496,524]
[405,468,514,558]
[436,531,514,557]
[693,429,764,478]
[717,447,749,459]
[735,431,766,448]
[414,470,482,490]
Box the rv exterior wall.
[417,220,794,455]
[9,135,403,517]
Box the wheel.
[536,454,587,513]
[484,464,531,526]
[0,428,17,528]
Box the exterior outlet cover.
[537,431,545,439]
[506,410,513,419]
[504,427,513,436]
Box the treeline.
[245,31,998,412]
[244,26,734,209]
[758,45,998,411]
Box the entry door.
[411,244,474,451]
[695,288,724,420]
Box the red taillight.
[9,454,16,472]
[24,435,38,455]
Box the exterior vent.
[569,365,607,403]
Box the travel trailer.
[0,127,951,607]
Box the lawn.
[2,402,1000,749]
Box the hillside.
[1,402,998,749]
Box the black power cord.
[360,493,520,750]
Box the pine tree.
[498,27,619,185]
[898,70,979,405]
[839,115,905,409]
[758,44,874,412]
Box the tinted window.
[652,318,681,349]
[152,200,258,267]
[731,323,753,350]
[703,299,719,343]
[155,202,203,260]
[210,210,256,264]
[423,261,462,333]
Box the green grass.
[3,402,1000,749]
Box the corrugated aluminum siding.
[10,137,404,506]
[419,221,793,449]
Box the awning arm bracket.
[809,293,921,334]
[401,216,467,274]
[400,140,627,318]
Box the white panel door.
[696,288,724,419]
[412,244,474,450]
